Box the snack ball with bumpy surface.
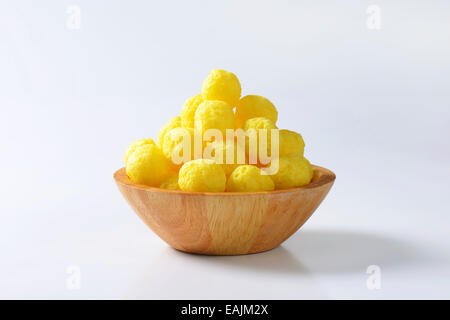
[235,95,278,128]
[227,165,274,192]
[180,94,204,128]
[279,129,305,157]
[243,117,278,159]
[157,116,181,148]
[159,173,180,190]
[126,144,172,187]
[205,140,247,177]
[194,100,235,136]
[124,138,156,165]
[178,159,226,192]
[269,156,313,189]
[162,127,195,167]
[201,69,241,107]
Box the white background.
[1,0,449,299]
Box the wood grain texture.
[114,165,335,255]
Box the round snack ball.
[180,94,204,128]
[157,116,181,148]
[279,129,305,157]
[194,100,235,136]
[162,127,194,166]
[126,144,172,187]
[269,156,313,189]
[243,117,278,160]
[124,138,156,165]
[201,69,241,107]
[159,173,180,190]
[227,165,274,192]
[235,95,278,128]
[205,140,247,177]
[178,159,226,192]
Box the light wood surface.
[114,165,335,255]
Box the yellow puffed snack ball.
[269,156,313,189]
[235,95,278,128]
[124,138,156,165]
[279,129,305,157]
[178,159,226,192]
[162,127,194,166]
[159,173,180,190]
[157,116,181,148]
[243,117,278,159]
[205,140,247,176]
[201,69,241,107]
[194,100,235,136]
[126,144,172,187]
[180,94,204,128]
[227,165,274,192]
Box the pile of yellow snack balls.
[125,69,314,192]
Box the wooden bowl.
[114,165,335,255]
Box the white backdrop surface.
[1,0,449,299]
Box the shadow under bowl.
[114,165,335,255]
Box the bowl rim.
[114,164,336,196]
